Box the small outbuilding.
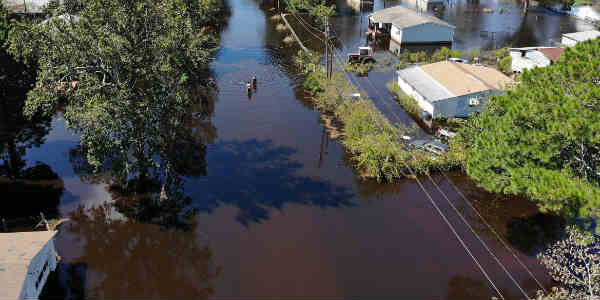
[368,5,455,48]
[396,61,513,119]
[561,30,600,47]
[509,47,565,73]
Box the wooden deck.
[0,231,58,299]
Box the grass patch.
[343,63,374,75]
[386,81,423,116]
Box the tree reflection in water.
[0,51,62,230]
[42,203,220,299]
[67,85,218,231]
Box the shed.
[368,5,455,45]
[561,30,600,47]
[396,61,513,118]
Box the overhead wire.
[325,35,505,300]
[330,38,531,299]
[284,8,538,297]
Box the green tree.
[285,0,335,24]
[464,38,600,219]
[7,0,223,184]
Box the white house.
[561,30,600,47]
[570,5,600,22]
[510,47,565,73]
[368,5,455,49]
[396,61,513,118]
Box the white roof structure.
[369,5,454,29]
[510,50,550,72]
[562,30,600,42]
[0,231,58,299]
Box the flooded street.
[3,0,584,298]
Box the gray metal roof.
[397,66,454,103]
[369,5,455,29]
[562,30,600,42]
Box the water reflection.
[66,86,218,230]
[0,50,63,230]
[42,204,220,299]
[447,275,492,299]
[188,139,355,226]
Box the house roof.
[419,61,513,97]
[538,47,565,62]
[397,66,454,102]
[562,30,600,42]
[369,5,454,29]
[510,50,550,72]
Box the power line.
[438,170,548,294]
[330,41,529,298]
[326,40,505,300]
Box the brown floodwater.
[1,0,580,298]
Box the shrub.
[499,55,512,74]
[343,62,374,74]
[386,81,422,116]
[293,50,320,74]
[303,70,326,94]
[469,49,482,58]
[409,51,428,63]
[431,47,452,62]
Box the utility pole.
[325,17,330,79]
[277,0,280,14]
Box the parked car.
[409,139,448,155]
[448,57,468,64]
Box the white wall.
[570,6,600,21]
[562,36,578,47]
[399,23,454,44]
[19,237,58,300]
[397,75,434,115]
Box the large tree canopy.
[465,38,600,219]
[7,0,224,180]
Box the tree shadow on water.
[189,139,356,226]
[506,213,566,256]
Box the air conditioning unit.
[469,97,480,106]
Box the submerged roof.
[562,30,600,42]
[369,5,454,29]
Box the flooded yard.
[2,0,584,298]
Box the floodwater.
[1,0,581,298]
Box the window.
[469,97,480,106]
